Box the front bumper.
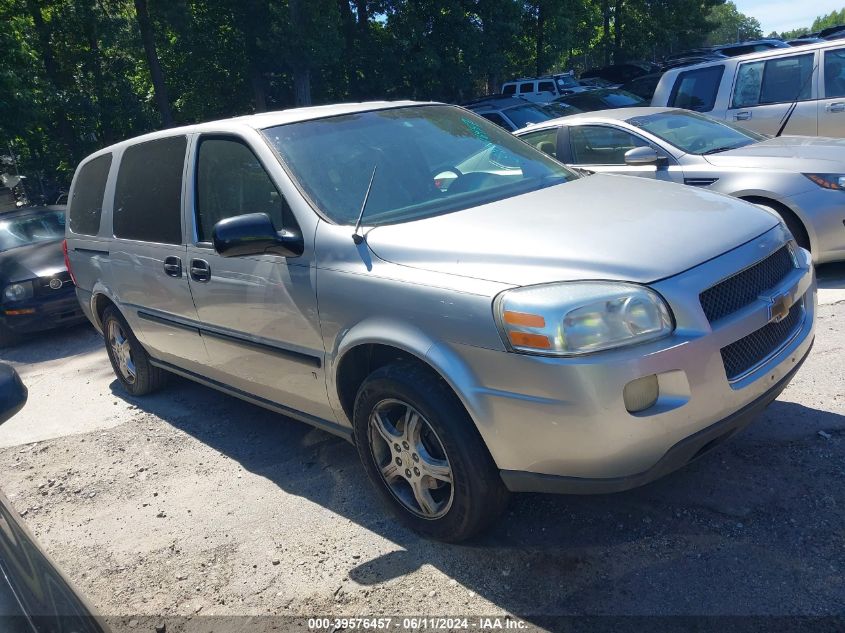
[427,225,816,491]
[0,292,87,335]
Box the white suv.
[502,73,590,102]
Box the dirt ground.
[0,266,844,630]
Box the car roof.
[514,106,679,133]
[81,101,435,162]
[0,205,66,219]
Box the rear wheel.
[102,306,165,396]
[353,361,509,542]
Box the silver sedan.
[515,107,845,264]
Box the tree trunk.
[133,0,174,127]
[82,2,112,143]
[613,0,624,64]
[289,0,312,106]
[338,0,360,97]
[535,2,546,77]
[602,0,611,66]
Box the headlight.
[494,282,674,356]
[804,173,845,190]
[2,281,34,303]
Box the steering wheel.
[431,166,463,192]
[689,137,707,153]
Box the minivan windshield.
[0,209,66,252]
[262,105,575,226]
[628,110,766,155]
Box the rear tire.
[353,361,509,542]
[102,306,166,396]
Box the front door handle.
[163,256,182,278]
[734,111,752,121]
[827,102,845,113]
[190,259,211,282]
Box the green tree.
[706,1,762,45]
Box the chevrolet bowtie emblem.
[767,291,792,323]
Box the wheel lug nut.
[404,469,412,478]
[412,453,419,462]
[413,467,420,476]
[395,457,402,466]
[394,443,401,452]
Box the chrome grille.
[720,299,804,381]
[700,245,794,323]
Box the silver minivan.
[652,39,845,137]
[66,102,815,541]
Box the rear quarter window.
[68,154,112,235]
[502,84,516,96]
[668,65,725,112]
[113,136,186,244]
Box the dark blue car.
[0,206,86,346]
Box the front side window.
[537,81,555,94]
[824,48,845,98]
[569,125,648,165]
[629,110,764,155]
[262,105,575,226]
[195,138,293,243]
[69,154,111,235]
[519,128,559,158]
[113,136,186,244]
[732,54,813,108]
[669,65,725,112]
[0,210,66,252]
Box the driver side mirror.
[624,146,664,166]
[0,363,27,426]
[213,213,304,258]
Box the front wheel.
[353,362,509,542]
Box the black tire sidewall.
[102,306,161,396]
[353,363,507,542]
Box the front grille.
[35,271,74,297]
[700,245,794,323]
[720,299,804,381]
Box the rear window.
[68,154,111,235]
[113,136,186,244]
[502,84,516,96]
[669,65,725,112]
[732,53,814,108]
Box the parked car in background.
[0,362,107,633]
[66,101,815,541]
[501,73,591,102]
[620,72,663,101]
[0,206,86,346]
[787,37,826,46]
[554,87,646,112]
[581,62,659,84]
[709,39,790,57]
[515,107,845,263]
[652,39,845,137]
[577,77,617,89]
[462,95,571,130]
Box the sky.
[733,0,844,34]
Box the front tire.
[102,306,165,396]
[353,362,509,542]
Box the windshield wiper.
[775,62,818,137]
[701,145,738,155]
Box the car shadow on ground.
[112,374,845,618]
[0,322,99,364]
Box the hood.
[704,136,845,172]
[366,175,778,286]
[0,239,66,284]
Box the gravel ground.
[0,277,843,628]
